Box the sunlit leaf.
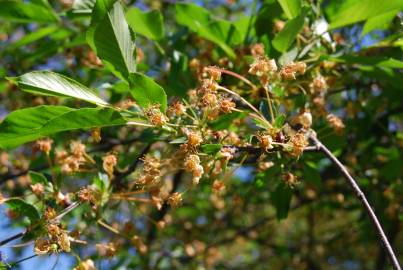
[272,8,307,52]
[328,0,403,29]
[0,0,59,23]
[126,7,165,41]
[0,106,126,149]
[87,0,136,80]
[128,73,167,112]
[8,71,109,106]
[277,0,302,19]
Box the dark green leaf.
[128,73,167,112]
[303,162,322,188]
[175,3,236,58]
[201,144,222,154]
[0,106,126,149]
[274,114,286,128]
[126,7,165,41]
[29,171,48,185]
[9,26,59,49]
[272,8,307,52]
[8,71,109,106]
[0,0,59,23]
[5,199,40,224]
[271,184,293,220]
[87,0,136,80]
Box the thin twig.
[309,135,401,270]
[0,202,81,247]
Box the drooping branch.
[309,135,401,270]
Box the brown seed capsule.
[35,138,53,154]
[34,239,52,255]
[167,192,182,208]
[282,172,299,188]
[326,114,345,135]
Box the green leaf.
[303,162,322,188]
[361,10,399,36]
[5,199,40,224]
[277,0,301,19]
[175,3,236,58]
[70,0,96,15]
[9,26,59,49]
[175,3,210,31]
[0,106,126,149]
[128,73,167,112]
[87,0,136,80]
[8,71,109,106]
[271,184,293,220]
[29,171,48,185]
[274,114,286,128]
[0,0,59,23]
[126,7,165,41]
[328,0,403,29]
[330,55,403,69]
[201,144,222,154]
[272,8,307,52]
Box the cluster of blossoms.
[9,38,351,265]
[34,210,71,255]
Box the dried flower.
[74,259,96,270]
[186,131,203,147]
[0,193,5,205]
[249,57,277,77]
[184,154,204,185]
[103,153,117,178]
[61,156,81,174]
[70,141,86,158]
[212,180,226,195]
[257,133,274,151]
[219,147,235,161]
[291,109,313,129]
[96,242,116,258]
[138,155,161,186]
[91,128,101,143]
[326,114,345,135]
[57,231,71,252]
[167,192,182,208]
[145,105,168,126]
[131,235,148,254]
[289,133,308,157]
[44,207,57,220]
[250,43,265,57]
[34,239,52,255]
[36,138,53,154]
[202,92,218,107]
[310,75,327,93]
[280,62,306,80]
[282,172,299,188]
[219,98,236,113]
[157,220,166,230]
[77,187,97,204]
[30,183,44,196]
[55,149,68,164]
[169,101,186,116]
[200,79,218,93]
[203,66,222,81]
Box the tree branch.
[309,135,401,270]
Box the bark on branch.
[310,135,401,270]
